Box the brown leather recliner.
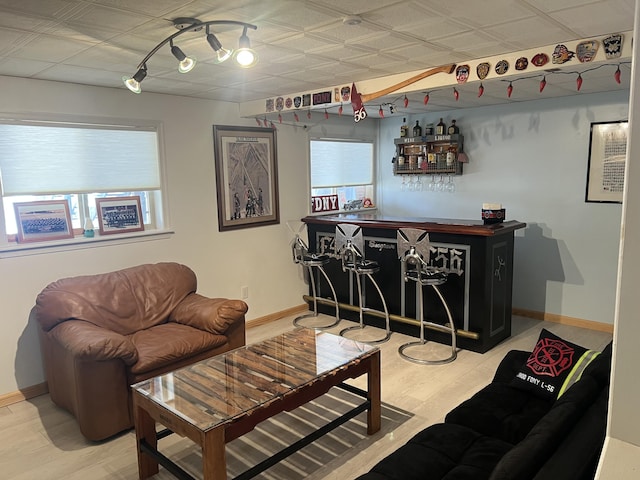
[34,262,248,441]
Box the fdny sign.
[311,195,339,213]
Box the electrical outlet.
[241,286,249,299]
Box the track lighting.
[234,26,258,68]
[123,18,258,94]
[206,26,232,64]
[170,40,196,73]
[122,66,147,94]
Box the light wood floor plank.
[0,314,612,480]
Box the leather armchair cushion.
[128,323,228,375]
[49,319,138,365]
[170,294,248,335]
[36,262,197,335]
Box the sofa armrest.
[170,294,248,335]
[492,350,531,384]
[47,320,138,365]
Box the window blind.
[310,140,373,188]
[0,123,161,195]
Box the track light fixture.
[170,40,196,73]
[206,26,233,64]
[234,26,258,68]
[123,17,258,94]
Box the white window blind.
[310,140,373,188]
[0,123,160,195]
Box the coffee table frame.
[132,334,380,480]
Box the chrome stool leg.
[339,269,391,344]
[293,263,340,329]
[398,283,457,365]
[397,227,457,364]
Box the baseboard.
[1,306,609,406]
[0,382,48,408]
[246,304,307,329]
[512,308,614,333]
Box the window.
[310,139,374,212]
[0,118,165,246]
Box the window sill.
[0,229,174,258]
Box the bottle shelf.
[394,161,463,176]
[393,134,465,177]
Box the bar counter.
[302,213,526,353]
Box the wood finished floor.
[0,314,613,480]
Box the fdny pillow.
[511,329,600,400]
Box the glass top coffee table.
[132,328,381,480]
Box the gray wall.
[377,91,629,325]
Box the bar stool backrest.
[336,223,365,271]
[397,228,435,281]
[291,234,309,265]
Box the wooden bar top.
[302,213,526,237]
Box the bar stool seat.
[290,225,340,329]
[398,227,457,364]
[336,223,391,344]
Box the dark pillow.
[511,329,599,400]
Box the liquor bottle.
[400,118,408,137]
[446,145,457,166]
[448,119,460,135]
[436,118,446,135]
[412,120,422,137]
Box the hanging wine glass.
[446,175,456,193]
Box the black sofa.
[356,330,612,480]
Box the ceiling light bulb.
[178,56,196,73]
[234,29,258,68]
[122,66,147,94]
[171,43,196,73]
[207,31,232,64]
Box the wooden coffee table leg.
[202,426,227,479]
[133,400,159,479]
[367,350,381,435]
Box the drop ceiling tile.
[483,17,577,50]
[12,34,95,62]
[432,0,537,28]
[0,57,55,77]
[34,63,122,86]
[548,3,635,37]
[64,4,155,32]
[270,32,341,52]
[92,0,195,18]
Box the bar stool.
[335,223,391,344]
[397,228,457,364]
[290,226,340,329]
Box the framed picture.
[14,200,74,243]
[95,196,144,235]
[213,125,279,231]
[585,120,628,203]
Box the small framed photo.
[586,120,628,203]
[95,196,144,235]
[14,200,74,243]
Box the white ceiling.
[0,0,635,117]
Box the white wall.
[0,75,378,398]
[597,0,640,470]
[0,76,309,396]
[377,91,629,325]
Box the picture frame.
[213,125,280,231]
[14,200,74,243]
[95,196,144,235]
[585,120,628,203]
